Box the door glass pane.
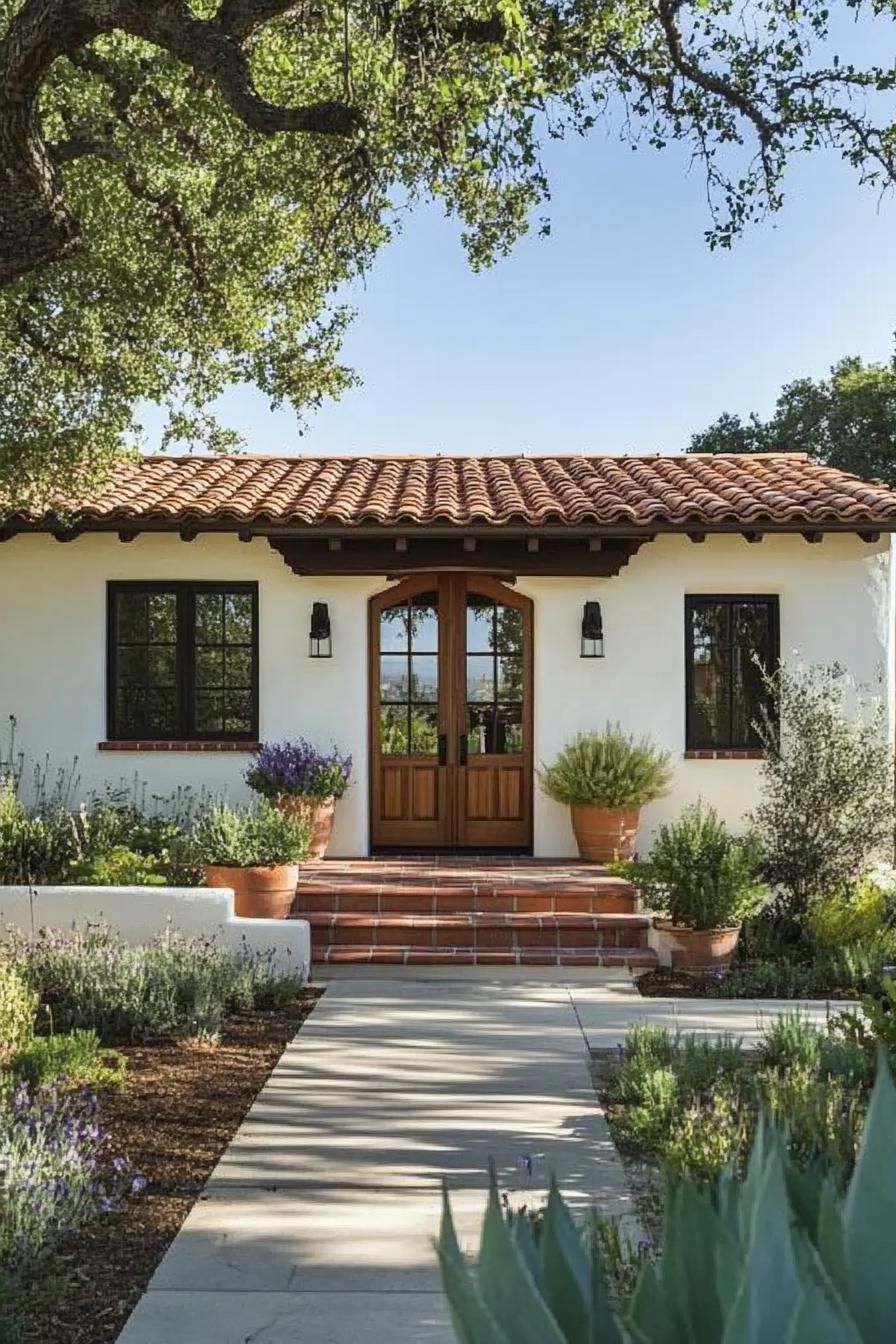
[466,655,495,702]
[410,655,438,702]
[380,706,409,755]
[410,706,439,754]
[497,657,523,699]
[380,604,409,654]
[496,705,524,754]
[495,606,522,658]
[380,654,409,701]
[466,596,494,652]
[467,704,493,755]
[410,594,439,652]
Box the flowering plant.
[245,740,352,802]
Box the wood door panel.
[381,764,406,821]
[497,766,524,821]
[464,766,495,821]
[411,765,439,821]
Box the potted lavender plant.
[245,739,352,860]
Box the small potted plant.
[538,725,672,862]
[245,740,352,860]
[629,801,767,967]
[195,801,310,918]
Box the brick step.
[319,944,658,968]
[308,911,650,954]
[293,864,637,917]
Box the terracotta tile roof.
[10,453,896,531]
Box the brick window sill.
[684,749,766,761]
[98,741,260,753]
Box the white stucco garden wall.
[0,884,311,979]
[0,530,891,858]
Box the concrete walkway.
[116,976,841,1344]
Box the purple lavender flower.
[244,740,352,802]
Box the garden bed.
[13,991,320,1344]
[634,966,861,1000]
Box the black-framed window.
[685,596,779,750]
[107,582,259,741]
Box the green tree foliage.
[3,0,896,505]
[688,355,896,485]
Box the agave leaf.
[438,1189,514,1344]
[629,1259,686,1344]
[815,1186,849,1304]
[477,1185,568,1344]
[786,1233,865,1344]
[721,1141,802,1344]
[511,1209,543,1289]
[842,1051,896,1340]
[586,1215,628,1344]
[659,1181,736,1342]
[784,1160,825,1244]
[539,1181,590,1342]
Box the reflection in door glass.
[465,596,523,754]
[378,593,439,756]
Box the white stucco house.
[1,451,894,860]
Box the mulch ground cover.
[635,968,857,999]
[16,991,321,1344]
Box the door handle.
[438,733,447,766]
[459,732,468,766]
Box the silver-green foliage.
[439,1056,896,1343]
[538,728,672,809]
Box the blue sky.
[144,23,896,459]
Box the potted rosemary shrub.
[538,726,672,862]
[245,740,352,860]
[631,801,767,967]
[195,801,310,918]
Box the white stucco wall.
[0,884,311,979]
[0,530,891,858]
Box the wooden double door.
[369,573,533,850]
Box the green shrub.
[757,1012,822,1072]
[10,1030,126,1089]
[661,1084,751,1181]
[751,663,895,922]
[191,800,310,868]
[611,1066,678,1153]
[0,963,36,1060]
[673,1033,745,1096]
[807,874,889,947]
[0,785,73,885]
[756,1065,865,1187]
[633,802,766,929]
[538,726,672,808]
[67,846,167,886]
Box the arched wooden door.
[369,574,533,850]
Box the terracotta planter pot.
[569,804,641,863]
[205,863,299,919]
[275,794,336,861]
[653,918,742,969]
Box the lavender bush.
[245,739,352,802]
[0,1080,145,1273]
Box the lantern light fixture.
[309,601,332,658]
[581,601,604,658]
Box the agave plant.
[439,1053,896,1342]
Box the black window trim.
[684,593,780,751]
[106,580,260,742]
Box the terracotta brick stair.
[291,859,656,968]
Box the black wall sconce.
[581,601,604,658]
[309,602,332,658]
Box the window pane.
[195,692,224,735]
[147,645,177,687]
[225,647,253,688]
[380,603,409,654]
[145,688,178,737]
[116,687,144,737]
[496,704,524,754]
[223,691,253,735]
[148,592,177,643]
[410,706,439,755]
[497,657,523,700]
[117,592,148,643]
[494,607,522,659]
[224,593,253,643]
[195,593,223,644]
[410,655,438,702]
[410,594,438,652]
[117,645,147,686]
[691,602,729,659]
[466,597,494,653]
[380,655,409,702]
[379,705,408,755]
[691,646,730,749]
[196,647,224,688]
[467,655,495,702]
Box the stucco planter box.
[0,884,311,981]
